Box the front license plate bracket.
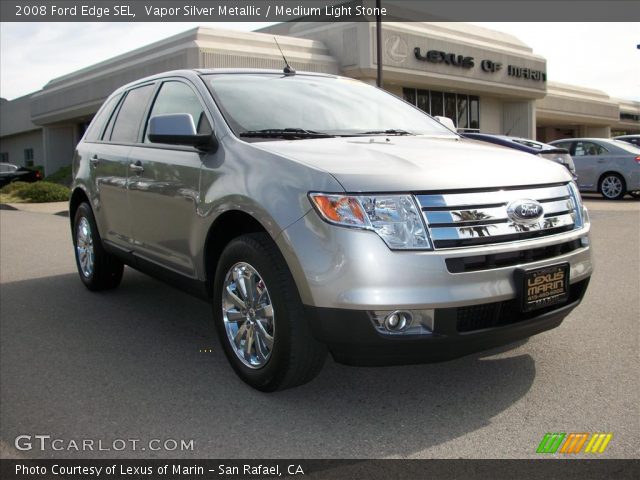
[515,263,570,312]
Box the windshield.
[204,73,456,138]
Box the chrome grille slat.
[416,183,581,249]
[429,213,576,242]
[416,184,569,208]
[424,199,574,225]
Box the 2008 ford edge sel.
[70,69,593,391]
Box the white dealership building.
[1,22,638,175]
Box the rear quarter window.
[83,94,122,143]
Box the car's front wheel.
[73,202,124,290]
[599,173,626,200]
[213,233,326,391]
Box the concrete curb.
[0,201,68,216]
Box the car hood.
[253,135,572,192]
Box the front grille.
[446,239,582,273]
[454,279,589,333]
[416,183,583,249]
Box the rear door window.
[574,141,607,156]
[109,84,155,144]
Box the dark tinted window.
[402,87,416,106]
[145,81,211,142]
[469,96,479,129]
[457,95,468,129]
[84,94,121,142]
[110,85,154,143]
[444,93,457,121]
[430,91,444,117]
[416,89,429,113]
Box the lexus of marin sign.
[381,34,545,82]
[413,46,545,82]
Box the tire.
[599,173,626,200]
[213,233,326,391]
[72,202,124,291]
[629,191,640,199]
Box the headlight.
[309,193,431,250]
[567,181,587,228]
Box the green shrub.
[45,165,73,187]
[14,182,70,203]
[0,181,30,194]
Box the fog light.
[383,311,412,331]
[371,309,434,335]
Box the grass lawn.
[0,193,25,204]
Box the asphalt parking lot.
[0,197,638,459]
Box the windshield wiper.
[357,129,414,136]
[239,128,335,139]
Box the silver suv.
[70,69,593,391]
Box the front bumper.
[305,278,590,366]
[277,206,593,365]
[277,209,593,310]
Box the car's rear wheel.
[599,173,626,200]
[213,233,326,391]
[73,202,124,290]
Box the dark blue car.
[462,133,576,179]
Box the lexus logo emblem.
[507,199,544,224]
[385,35,408,63]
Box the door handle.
[129,161,144,174]
[89,155,100,167]
[597,159,606,163]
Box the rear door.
[90,84,156,249]
[126,79,214,277]
[572,141,607,189]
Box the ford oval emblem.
[507,199,544,224]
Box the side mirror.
[434,116,457,132]
[148,113,218,152]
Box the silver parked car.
[613,134,640,148]
[549,138,640,199]
[70,69,593,391]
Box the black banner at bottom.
[1,459,638,480]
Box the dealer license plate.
[517,263,570,312]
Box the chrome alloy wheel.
[222,262,275,369]
[76,217,95,278]
[601,175,623,199]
